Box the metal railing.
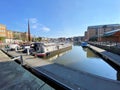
[89,41,120,55]
[11,55,24,65]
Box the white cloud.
[28,18,50,32]
[31,23,40,29]
[31,24,38,29]
[29,18,38,24]
[41,26,50,32]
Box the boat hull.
[36,45,72,58]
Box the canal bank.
[3,49,120,90]
[0,50,55,90]
[88,44,120,67]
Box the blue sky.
[0,0,120,38]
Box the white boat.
[31,42,72,57]
[9,44,20,50]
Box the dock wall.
[88,45,120,67]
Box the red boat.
[36,53,46,57]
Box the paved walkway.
[0,50,54,90]
[7,50,120,90]
[88,45,120,66]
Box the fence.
[89,41,120,55]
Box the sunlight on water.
[45,45,120,80]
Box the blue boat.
[81,42,88,47]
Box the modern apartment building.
[86,24,120,41]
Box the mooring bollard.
[6,48,8,53]
[34,53,37,58]
[20,55,23,65]
[27,48,30,55]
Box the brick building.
[0,23,33,43]
[84,31,88,41]
[5,30,13,43]
[86,24,120,41]
[0,24,7,42]
[102,29,120,43]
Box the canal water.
[46,45,120,81]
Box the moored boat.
[31,42,72,58]
[81,42,88,47]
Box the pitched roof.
[103,29,120,37]
[88,24,120,29]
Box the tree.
[0,37,5,42]
[36,37,42,42]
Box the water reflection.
[45,45,120,81]
[43,44,120,81]
[44,49,71,61]
[86,48,99,58]
[82,47,87,52]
